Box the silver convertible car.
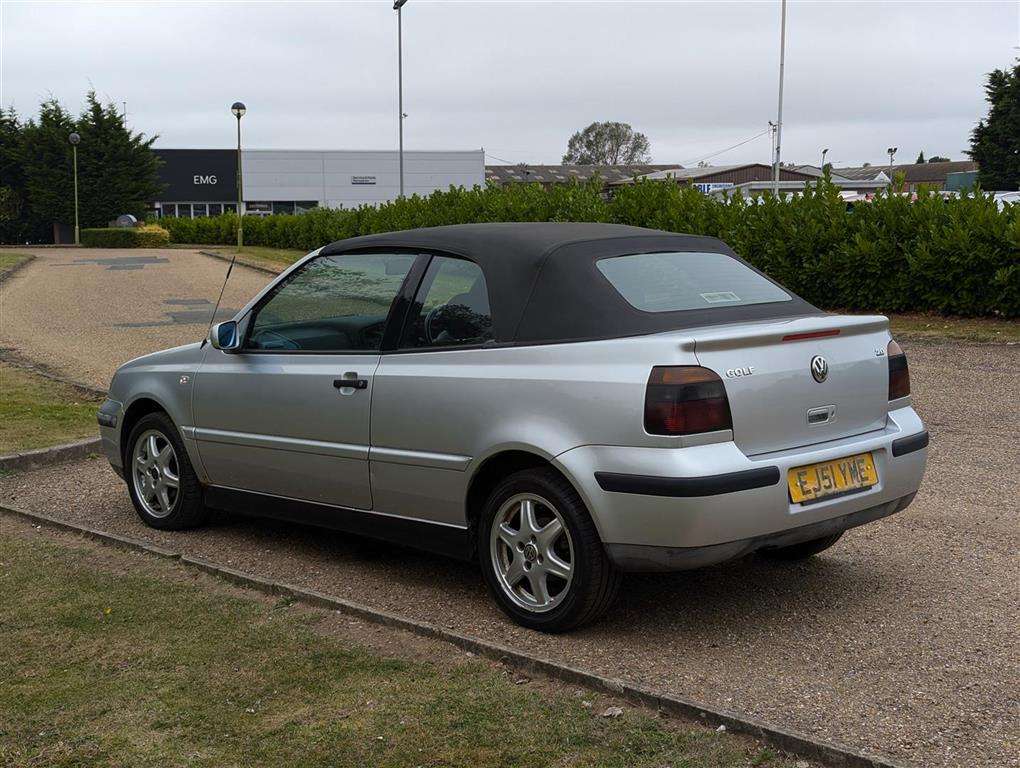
[99,223,928,631]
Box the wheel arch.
[464,447,601,560]
[119,395,175,465]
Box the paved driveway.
[0,248,274,389]
[1,247,1017,767]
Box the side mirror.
[209,320,240,352]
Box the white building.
[151,148,485,218]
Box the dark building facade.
[153,149,240,219]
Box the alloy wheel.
[131,429,180,519]
[489,492,574,613]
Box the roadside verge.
[198,249,285,276]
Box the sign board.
[693,182,735,194]
[153,149,237,202]
[351,175,377,185]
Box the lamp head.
[68,132,81,146]
[394,0,407,9]
[231,102,247,119]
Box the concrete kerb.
[198,249,284,276]
[0,253,37,286]
[1,502,910,768]
[0,438,104,473]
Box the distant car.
[99,223,928,632]
[993,191,1019,211]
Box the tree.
[562,121,651,165]
[20,99,77,239]
[3,92,164,243]
[74,91,163,227]
[969,61,1020,190]
[0,107,28,241]
[915,150,925,163]
[928,155,950,163]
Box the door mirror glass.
[210,320,240,351]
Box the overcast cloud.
[2,0,1018,168]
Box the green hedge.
[81,224,170,248]
[162,181,1020,317]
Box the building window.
[273,201,294,215]
[177,203,192,218]
[223,203,237,214]
[160,204,176,218]
[295,201,319,214]
[209,203,222,216]
[193,203,208,218]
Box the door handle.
[333,377,368,390]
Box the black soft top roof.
[320,222,820,344]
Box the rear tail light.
[887,339,910,400]
[645,366,733,436]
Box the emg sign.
[154,150,237,202]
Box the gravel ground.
[1,339,1016,768]
[0,248,273,390]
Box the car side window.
[401,256,493,349]
[246,253,415,352]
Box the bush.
[161,180,1020,317]
[81,224,170,248]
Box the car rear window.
[596,251,791,312]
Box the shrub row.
[82,224,170,248]
[161,181,1019,317]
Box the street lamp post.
[886,146,897,191]
[231,102,246,250]
[820,148,829,171]
[68,132,81,246]
[394,0,408,198]
[772,0,788,195]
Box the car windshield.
[595,250,791,313]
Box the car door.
[370,254,495,525]
[193,251,419,510]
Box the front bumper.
[555,406,928,563]
[97,398,124,477]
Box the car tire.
[759,531,844,560]
[478,466,620,633]
[125,412,208,530]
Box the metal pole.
[236,117,243,251]
[72,145,80,246]
[772,0,787,194]
[397,4,404,198]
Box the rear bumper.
[607,492,916,571]
[555,405,928,554]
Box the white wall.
[241,149,484,208]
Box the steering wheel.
[424,303,454,345]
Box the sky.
[1,0,1018,169]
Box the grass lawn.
[0,363,103,454]
[0,527,796,768]
[888,313,1019,344]
[185,245,306,272]
[0,251,33,278]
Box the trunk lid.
[691,315,890,456]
